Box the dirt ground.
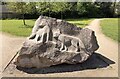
[0,19,118,77]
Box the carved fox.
[29,16,53,43]
[57,34,85,52]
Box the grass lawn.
[67,18,93,27]
[1,20,35,37]
[100,18,119,42]
[1,18,93,37]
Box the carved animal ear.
[77,42,79,46]
[37,35,41,41]
[29,34,36,39]
[77,47,81,52]
[39,25,44,28]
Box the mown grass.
[1,18,93,37]
[1,19,35,37]
[67,18,93,27]
[100,18,119,42]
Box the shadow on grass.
[66,18,93,21]
[19,24,33,28]
[16,52,115,74]
[73,23,88,26]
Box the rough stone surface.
[14,16,99,68]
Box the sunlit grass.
[100,18,119,42]
[1,18,93,37]
[1,19,34,37]
[66,18,93,28]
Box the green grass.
[100,18,119,42]
[1,19,35,37]
[1,18,93,37]
[67,18,93,28]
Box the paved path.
[0,33,25,73]
[1,19,118,77]
[85,19,118,76]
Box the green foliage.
[101,18,119,42]
[52,2,69,12]
[6,2,119,18]
[36,2,70,15]
[7,2,27,14]
[77,2,87,15]
[76,2,114,17]
[97,2,113,17]
[36,2,49,15]
[7,2,37,15]
[7,2,38,25]
[115,2,120,16]
[26,2,37,14]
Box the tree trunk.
[113,0,116,17]
[49,10,50,17]
[49,2,50,17]
[23,14,26,25]
[61,11,63,19]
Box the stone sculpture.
[14,16,99,68]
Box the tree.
[7,2,118,20]
[111,0,120,17]
[77,2,116,18]
[51,2,70,19]
[36,2,70,18]
[26,2,37,15]
[36,2,49,15]
[77,2,101,17]
[115,2,120,16]
[7,2,28,25]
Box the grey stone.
[14,16,99,68]
[79,28,99,52]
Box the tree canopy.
[7,2,119,19]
